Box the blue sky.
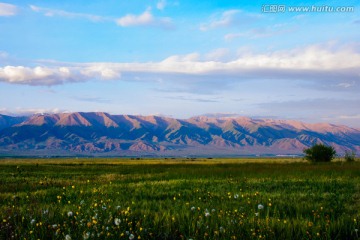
[0,0,360,127]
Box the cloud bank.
[1,44,359,86]
[0,65,120,86]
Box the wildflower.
[129,234,135,240]
[52,224,58,229]
[191,206,195,211]
[114,218,121,226]
[234,194,239,199]
[205,212,210,217]
[258,204,264,210]
[116,205,121,210]
[67,211,73,217]
[83,232,90,240]
[255,212,259,217]
[43,209,49,215]
[65,234,72,240]
[30,219,36,225]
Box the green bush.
[344,150,356,162]
[303,144,336,162]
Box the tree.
[344,150,356,162]
[303,144,336,162]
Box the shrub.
[303,144,336,162]
[344,150,356,162]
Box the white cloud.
[30,5,110,22]
[0,108,65,116]
[0,65,121,86]
[80,64,121,80]
[162,52,200,62]
[337,82,355,88]
[29,5,173,29]
[72,96,111,103]
[200,9,261,31]
[157,0,167,10]
[338,114,360,119]
[1,43,359,86]
[0,2,17,16]
[116,8,172,28]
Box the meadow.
[0,158,359,239]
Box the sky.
[0,0,360,127]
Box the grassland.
[0,158,359,239]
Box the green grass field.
[0,158,359,239]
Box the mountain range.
[0,112,359,156]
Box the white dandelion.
[114,218,121,226]
[65,234,72,240]
[67,211,73,217]
[258,204,264,210]
[129,233,135,240]
[83,232,90,240]
[191,206,195,211]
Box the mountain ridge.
[0,112,359,156]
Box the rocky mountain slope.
[0,112,359,156]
